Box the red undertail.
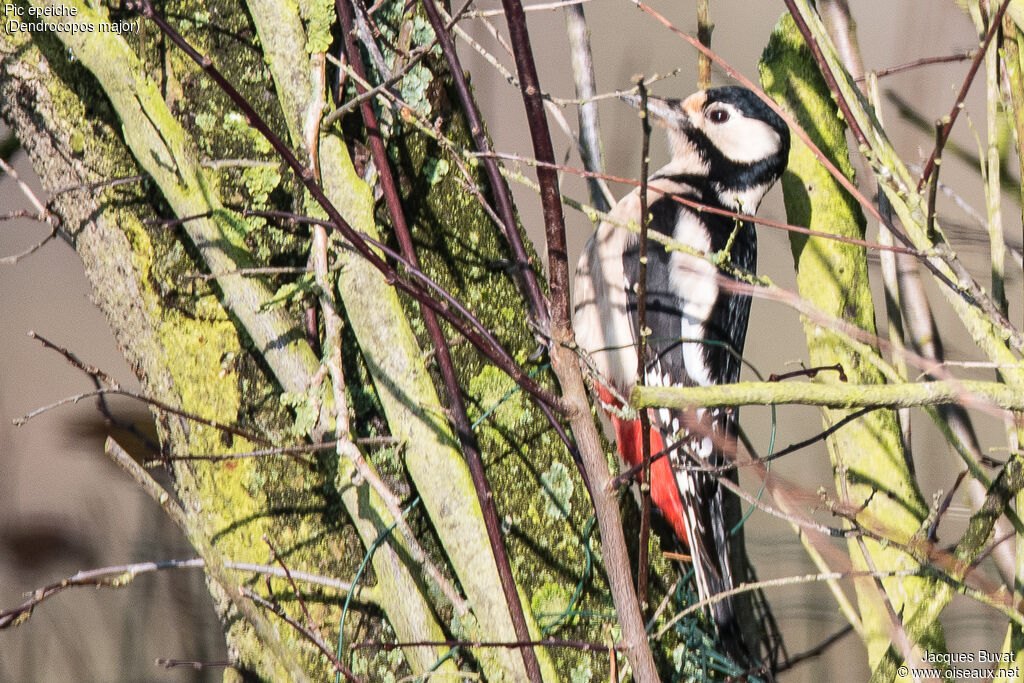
[596,384,689,548]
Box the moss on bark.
[0,0,693,678]
[760,12,945,668]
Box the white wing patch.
[668,209,718,387]
[572,202,640,393]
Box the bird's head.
[623,86,790,212]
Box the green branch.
[632,380,1024,411]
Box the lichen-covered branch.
[761,12,944,667]
[633,379,1024,412]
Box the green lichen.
[357,5,655,677]
[5,0,692,676]
[540,461,574,520]
[422,156,449,186]
[531,582,571,627]
[223,111,273,155]
[297,0,335,54]
[570,659,594,683]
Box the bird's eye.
[707,108,730,124]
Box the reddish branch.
[854,51,976,81]
[634,77,654,609]
[420,0,550,333]
[351,637,618,652]
[917,0,1012,191]
[496,0,661,678]
[481,152,926,256]
[768,363,847,383]
[335,3,543,679]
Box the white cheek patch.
[705,117,781,165]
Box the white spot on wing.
[666,210,718,387]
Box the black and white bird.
[572,86,789,665]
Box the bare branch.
[498,0,660,676]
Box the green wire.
[541,515,597,634]
[731,402,776,536]
[470,363,549,431]
[334,496,421,683]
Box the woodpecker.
[572,86,789,665]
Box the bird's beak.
[620,93,692,130]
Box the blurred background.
[1,1,1018,680]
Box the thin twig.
[26,331,162,453]
[155,659,233,670]
[0,557,365,629]
[235,207,560,413]
[774,625,854,673]
[634,76,653,610]
[611,406,877,490]
[0,156,47,216]
[49,173,147,196]
[242,587,360,681]
[322,0,480,126]
[421,0,550,333]
[14,386,268,444]
[498,0,659,677]
[918,0,1012,190]
[654,569,921,640]
[467,0,592,17]
[0,223,58,264]
[263,536,335,667]
[928,470,968,542]
[926,120,942,241]
[861,52,976,81]
[104,438,313,682]
[149,438,399,464]
[840,474,920,679]
[476,151,925,256]
[350,637,617,652]
[0,156,59,263]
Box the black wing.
[622,190,756,661]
